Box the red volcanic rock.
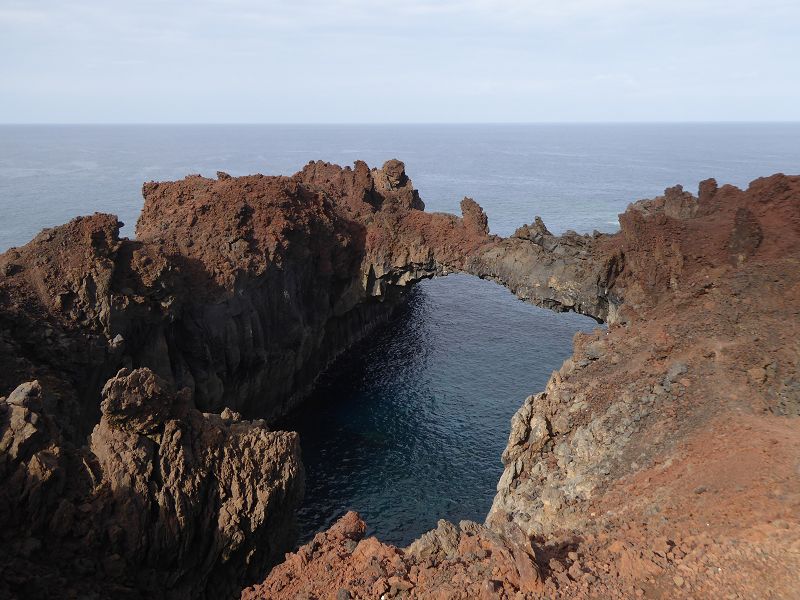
[485,175,800,597]
[131,159,498,418]
[0,159,611,432]
[613,173,800,312]
[90,368,303,598]
[248,173,800,600]
[241,513,542,600]
[0,160,498,436]
[460,196,490,236]
[3,162,800,599]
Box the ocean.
[2,123,798,546]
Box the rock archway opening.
[278,273,599,547]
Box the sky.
[1,0,799,123]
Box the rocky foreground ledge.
[1,161,798,598]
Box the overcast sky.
[1,0,798,123]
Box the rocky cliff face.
[4,161,797,599]
[2,159,493,598]
[247,174,800,599]
[0,158,612,445]
[0,160,505,435]
[131,160,496,419]
[0,368,303,599]
[488,176,800,538]
[465,220,620,322]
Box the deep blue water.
[280,275,595,545]
[1,124,799,546]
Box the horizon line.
[2,120,800,127]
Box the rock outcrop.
[248,174,800,599]
[131,161,494,419]
[465,223,619,322]
[0,160,505,436]
[0,368,303,599]
[488,174,800,532]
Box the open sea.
[2,123,799,546]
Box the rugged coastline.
[245,172,800,599]
[1,161,798,599]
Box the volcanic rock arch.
[3,160,798,598]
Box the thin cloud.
[0,0,798,122]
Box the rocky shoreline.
[2,161,798,599]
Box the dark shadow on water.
[278,274,598,547]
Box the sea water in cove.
[2,124,799,546]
